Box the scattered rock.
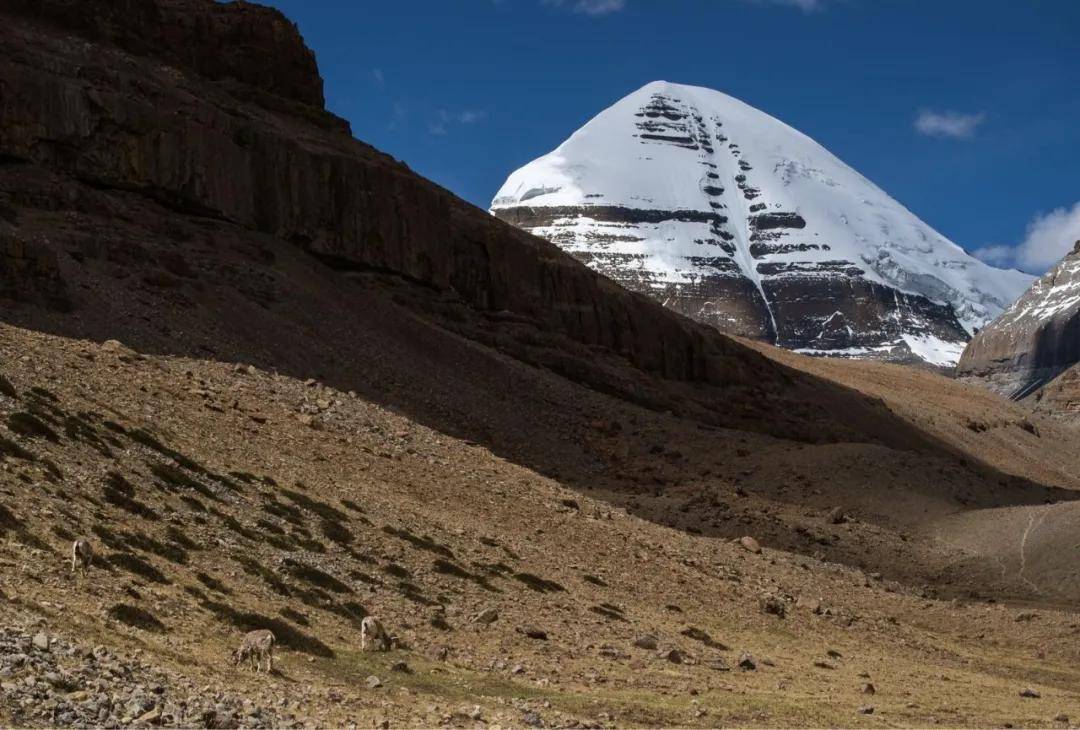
[1054,713,1069,723]
[390,661,410,673]
[0,627,286,727]
[862,683,876,695]
[759,594,786,618]
[738,536,761,554]
[857,706,874,715]
[519,627,548,641]
[1020,688,1041,699]
[365,676,382,690]
[522,710,544,727]
[135,707,162,725]
[827,507,846,524]
[633,635,658,650]
[737,652,757,671]
[474,608,499,624]
[663,649,683,664]
[705,657,729,671]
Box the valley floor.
[2,323,1080,728]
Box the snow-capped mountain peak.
[492,81,1032,366]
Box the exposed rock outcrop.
[958,241,1080,414]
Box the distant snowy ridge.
[492,81,1032,366]
[959,240,1080,395]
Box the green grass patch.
[199,601,333,658]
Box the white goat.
[70,539,93,574]
[233,629,275,673]
[361,616,390,652]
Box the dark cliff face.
[0,0,798,395]
[1,0,327,109]
[958,242,1080,408]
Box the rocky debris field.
[0,616,293,729]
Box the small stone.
[738,536,761,554]
[32,633,49,651]
[633,634,658,650]
[1054,714,1069,723]
[759,594,786,618]
[706,657,729,671]
[474,608,499,624]
[365,676,381,690]
[663,648,683,664]
[522,710,543,727]
[468,706,482,721]
[857,706,874,715]
[862,683,876,695]
[519,627,548,641]
[737,652,756,671]
[135,707,161,725]
[1020,688,1041,699]
[390,661,410,673]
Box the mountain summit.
[492,81,1031,366]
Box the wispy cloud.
[542,0,626,16]
[371,68,385,89]
[738,0,828,12]
[914,109,985,140]
[387,101,407,132]
[429,109,487,136]
[972,201,1080,274]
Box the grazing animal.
[71,539,93,574]
[361,616,390,652]
[233,629,275,673]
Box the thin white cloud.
[371,68,385,89]
[972,201,1080,274]
[429,109,487,136]
[971,245,1014,268]
[738,0,827,12]
[542,0,626,16]
[914,109,985,140]
[387,101,407,132]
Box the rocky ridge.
[958,240,1080,417]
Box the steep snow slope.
[492,81,1031,366]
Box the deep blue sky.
[268,0,1079,272]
